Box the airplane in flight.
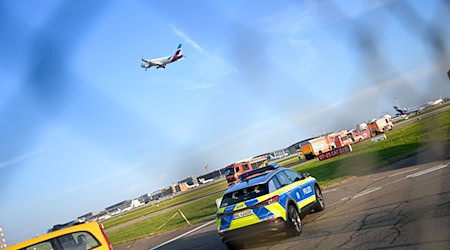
[141,44,184,70]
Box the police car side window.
[285,170,302,182]
[275,172,291,187]
[271,176,282,190]
[268,179,277,192]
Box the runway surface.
[115,157,450,250]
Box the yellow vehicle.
[301,136,335,160]
[216,164,325,249]
[6,222,112,250]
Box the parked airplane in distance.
[426,98,444,107]
[393,105,423,116]
[141,44,184,70]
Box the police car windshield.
[220,184,268,208]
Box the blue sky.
[1,0,449,244]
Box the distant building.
[178,176,199,187]
[78,211,102,222]
[161,186,173,197]
[286,138,315,154]
[172,183,181,193]
[105,200,132,214]
[198,168,224,181]
[95,211,111,221]
[130,199,142,208]
[137,193,151,204]
[171,182,189,193]
[151,190,162,201]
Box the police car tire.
[287,205,302,236]
[314,185,325,212]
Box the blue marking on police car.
[245,199,259,207]
[220,214,233,231]
[252,206,274,221]
[224,205,236,213]
[279,193,288,209]
[301,181,315,199]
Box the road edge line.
[148,220,216,250]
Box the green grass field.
[106,193,222,245]
[102,180,228,229]
[106,109,450,246]
[277,153,302,166]
[292,109,450,185]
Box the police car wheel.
[287,205,302,236]
[314,185,325,212]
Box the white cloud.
[169,24,204,54]
[169,23,238,77]
[259,3,320,74]
[325,1,393,23]
[196,60,447,161]
[185,82,215,90]
[259,1,392,74]
[0,148,47,169]
[260,1,317,35]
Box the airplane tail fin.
[171,44,183,62]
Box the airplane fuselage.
[141,44,183,70]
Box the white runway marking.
[150,163,449,249]
[323,188,337,194]
[388,168,418,177]
[352,187,382,199]
[149,220,216,250]
[319,163,449,211]
[327,196,350,207]
[406,164,448,178]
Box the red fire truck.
[224,156,268,186]
[329,131,353,148]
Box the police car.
[216,164,325,249]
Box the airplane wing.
[152,62,165,67]
[142,58,164,67]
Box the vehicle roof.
[224,167,286,194]
[6,222,102,249]
[48,219,83,233]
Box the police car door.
[284,170,314,208]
